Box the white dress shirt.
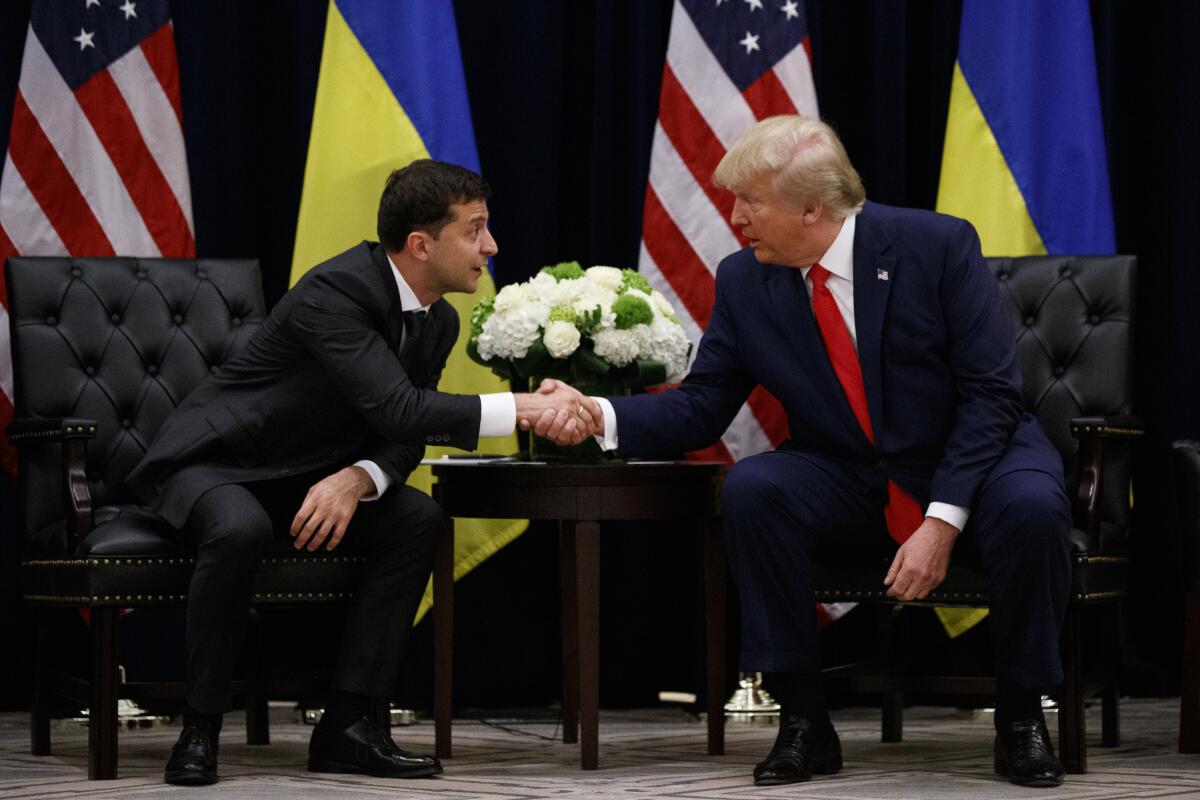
[595,214,968,531]
[355,254,516,500]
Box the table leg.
[433,516,454,760]
[703,516,727,756]
[559,523,579,744]
[576,520,601,770]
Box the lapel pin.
[877,268,889,281]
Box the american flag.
[0,0,193,474]
[639,0,816,463]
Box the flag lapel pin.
[877,268,889,281]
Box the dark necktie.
[400,309,427,371]
[808,263,924,544]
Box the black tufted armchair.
[808,255,1140,774]
[6,257,372,779]
[1171,439,1200,753]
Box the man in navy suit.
[583,117,1071,787]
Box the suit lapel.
[852,204,895,439]
[370,242,405,351]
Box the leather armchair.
[6,256,372,779]
[1171,439,1200,753]
[811,255,1140,773]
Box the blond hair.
[713,116,865,219]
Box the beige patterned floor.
[2,699,1199,799]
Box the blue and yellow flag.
[934,0,1115,637]
[292,0,524,623]
[936,0,1116,257]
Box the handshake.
[514,379,604,446]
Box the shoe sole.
[308,759,442,778]
[164,770,218,786]
[994,758,1064,787]
[753,756,842,786]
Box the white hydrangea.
[494,282,536,314]
[585,265,623,291]
[648,316,691,381]
[476,303,548,360]
[591,328,641,367]
[542,320,581,358]
[649,289,676,319]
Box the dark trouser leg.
[331,485,446,699]
[720,450,882,674]
[965,468,1072,692]
[183,484,274,715]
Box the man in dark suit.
[582,117,1071,787]
[129,159,599,786]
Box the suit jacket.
[127,241,481,527]
[611,201,1061,511]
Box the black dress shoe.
[753,714,842,786]
[308,716,442,778]
[164,719,220,785]
[994,718,1066,787]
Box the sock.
[319,689,373,730]
[182,704,223,733]
[764,672,829,726]
[995,677,1044,729]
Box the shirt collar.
[385,251,430,313]
[801,212,857,283]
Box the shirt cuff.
[926,501,968,532]
[593,396,619,451]
[353,460,391,502]
[479,392,516,437]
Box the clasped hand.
[514,378,603,446]
[882,516,960,601]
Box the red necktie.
[808,264,924,544]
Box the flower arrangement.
[467,261,692,395]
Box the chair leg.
[89,607,119,780]
[31,618,50,756]
[877,605,904,743]
[1101,684,1120,747]
[433,516,455,760]
[1058,605,1087,773]
[244,611,269,745]
[702,516,726,756]
[1181,590,1200,753]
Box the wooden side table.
[429,459,726,769]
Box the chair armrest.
[1070,415,1143,550]
[6,416,98,551]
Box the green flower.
[620,268,652,294]
[548,305,578,325]
[541,260,586,281]
[469,296,495,340]
[613,294,653,330]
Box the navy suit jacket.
[611,201,1061,511]
[128,241,481,527]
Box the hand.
[883,516,960,601]
[514,379,601,445]
[290,466,374,552]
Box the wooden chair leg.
[1181,590,1200,753]
[878,605,904,743]
[559,524,580,745]
[1059,605,1087,773]
[244,611,269,745]
[1101,601,1120,747]
[702,516,726,756]
[1101,684,1120,747]
[89,607,119,780]
[433,515,455,759]
[31,618,51,756]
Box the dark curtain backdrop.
[1,0,1197,710]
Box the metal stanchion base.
[66,698,170,730]
[724,672,780,724]
[301,706,417,726]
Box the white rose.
[650,289,676,318]
[585,266,623,291]
[543,320,581,359]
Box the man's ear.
[801,202,825,225]
[406,230,432,261]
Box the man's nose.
[482,228,499,256]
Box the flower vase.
[526,377,626,462]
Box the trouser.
[721,448,1072,688]
[181,473,446,714]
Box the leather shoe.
[994,718,1065,787]
[753,714,842,786]
[164,719,219,785]
[308,716,442,778]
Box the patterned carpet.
[1,699,1198,799]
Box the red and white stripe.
[0,20,192,475]
[640,1,818,464]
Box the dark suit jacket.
[127,241,481,527]
[611,201,1061,510]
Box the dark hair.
[377,159,492,251]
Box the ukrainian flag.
[934,0,1115,638]
[292,0,525,623]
